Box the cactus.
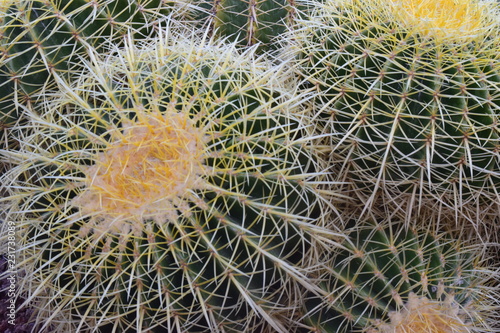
[285,0,500,230]
[0,27,333,332]
[302,220,500,332]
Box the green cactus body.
[303,221,499,332]
[289,0,500,221]
[0,0,190,130]
[1,28,330,332]
[213,0,292,49]
[193,0,322,52]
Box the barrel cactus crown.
[0,28,332,332]
[302,220,500,332]
[286,0,500,228]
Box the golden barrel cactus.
[0,28,334,332]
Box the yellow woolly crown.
[390,0,492,39]
[334,0,497,41]
[72,110,208,236]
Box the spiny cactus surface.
[0,28,332,332]
[287,0,500,225]
[191,0,323,52]
[0,0,193,132]
[303,220,500,333]
[212,0,321,49]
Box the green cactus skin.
[212,0,295,51]
[192,0,323,53]
[302,221,500,333]
[287,0,500,224]
[0,28,333,332]
[0,0,192,131]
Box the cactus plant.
[0,26,334,332]
[285,0,500,232]
[302,220,500,332]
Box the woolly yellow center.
[73,111,207,235]
[389,0,488,38]
[375,293,467,333]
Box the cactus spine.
[190,0,323,53]
[286,0,500,234]
[0,27,332,332]
[302,220,500,332]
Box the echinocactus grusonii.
[284,0,500,240]
[0,26,338,332]
[301,219,500,333]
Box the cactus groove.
[194,0,322,52]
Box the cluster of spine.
[302,220,499,333]
[287,0,500,235]
[0,28,333,332]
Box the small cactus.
[0,27,333,332]
[285,0,500,233]
[302,220,500,332]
